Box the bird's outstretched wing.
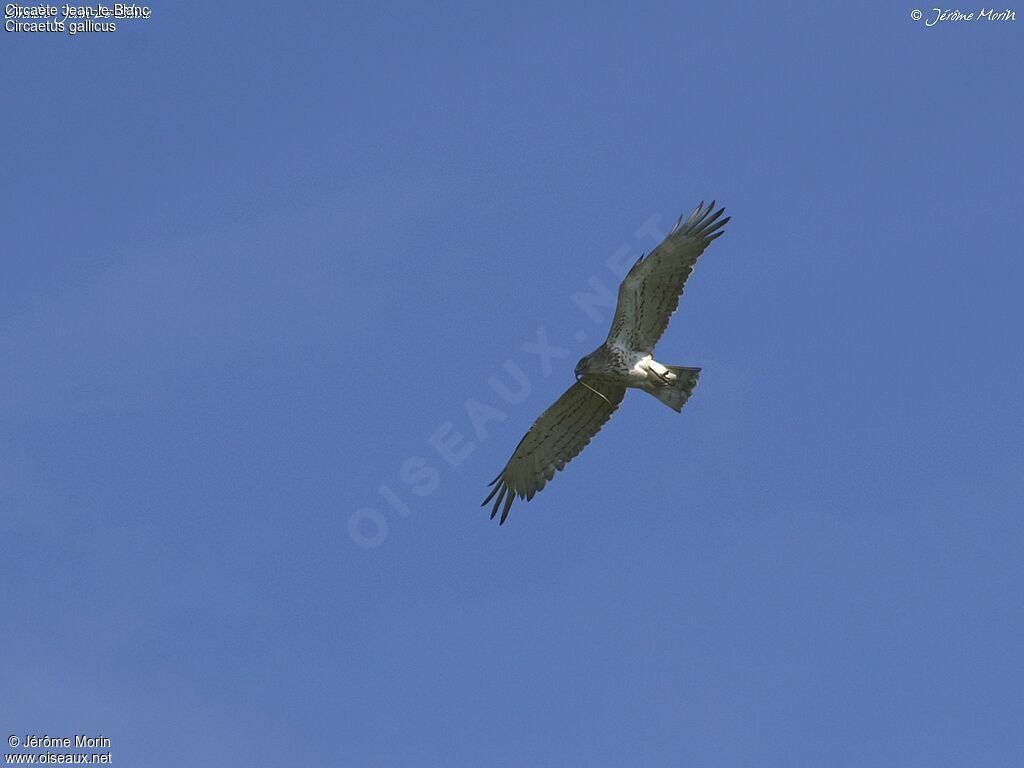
[607,201,729,353]
[482,379,626,524]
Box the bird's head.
[574,353,614,405]
[574,355,591,379]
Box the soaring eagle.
[483,201,729,524]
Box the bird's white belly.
[625,354,669,387]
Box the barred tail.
[648,366,700,412]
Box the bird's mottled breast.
[588,343,644,383]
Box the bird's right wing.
[482,379,626,524]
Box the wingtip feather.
[499,491,515,524]
[481,478,502,506]
[489,484,507,518]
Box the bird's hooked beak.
[575,371,613,405]
[574,356,589,379]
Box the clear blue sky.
[2,2,1022,766]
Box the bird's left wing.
[607,201,729,353]
[482,379,626,524]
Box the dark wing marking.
[607,201,729,353]
[482,379,627,524]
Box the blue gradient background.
[2,2,1022,766]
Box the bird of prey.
[483,200,729,524]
